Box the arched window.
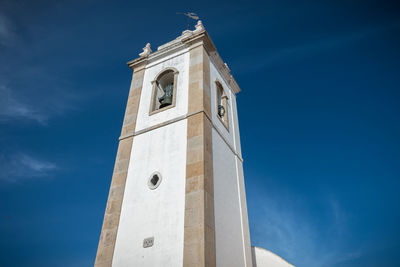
[149,68,179,115]
[215,81,229,130]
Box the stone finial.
[139,43,152,57]
[193,20,205,33]
[224,63,231,72]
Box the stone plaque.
[143,237,154,248]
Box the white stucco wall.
[213,128,252,267]
[235,155,252,264]
[135,49,190,132]
[230,90,242,157]
[112,119,187,267]
[252,247,295,267]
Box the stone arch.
[149,67,179,115]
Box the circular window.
[148,172,162,190]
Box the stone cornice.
[119,110,243,162]
[127,27,241,94]
[127,56,148,73]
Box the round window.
[148,172,162,190]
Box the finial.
[196,20,204,30]
[139,43,152,57]
[193,20,205,34]
[224,62,230,72]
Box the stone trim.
[94,66,146,267]
[183,44,216,267]
[118,110,243,163]
[144,49,189,70]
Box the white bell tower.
[95,21,253,267]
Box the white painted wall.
[252,247,295,267]
[230,91,242,158]
[213,128,252,267]
[135,49,190,132]
[235,156,253,265]
[112,119,187,267]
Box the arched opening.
[150,68,179,114]
[216,81,229,129]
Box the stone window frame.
[215,80,229,131]
[149,68,179,116]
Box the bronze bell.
[218,104,225,117]
[159,83,173,108]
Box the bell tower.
[94,21,253,267]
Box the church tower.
[94,21,253,267]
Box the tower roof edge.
[127,22,241,94]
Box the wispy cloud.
[0,153,57,183]
[0,12,81,125]
[0,70,81,125]
[237,21,400,72]
[249,184,362,267]
[0,85,48,124]
[0,13,17,46]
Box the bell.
[159,83,173,108]
[218,105,225,117]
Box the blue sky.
[0,0,399,266]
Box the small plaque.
[143,237,154,248]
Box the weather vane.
[176,12,199,30]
